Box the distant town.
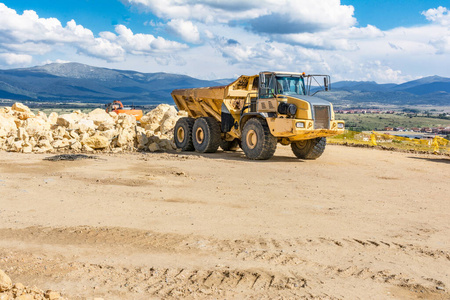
[336,109,450,137]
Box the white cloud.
[167,19,201,44]
[0,3,188,64]
[422,6,450,26]
[429,36,450,54]
[0,53,33,65]
[125,0,356,33]
[112,25,188,54]
[125,0,267,23]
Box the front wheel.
[241,118,277,160]
[291,137,326,159]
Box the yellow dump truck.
[171,71,344,160]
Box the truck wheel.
[174,117,195,151]
[242,118,277,160]
[291,137,326,159]
[220,139,240,151]
[192,117,221,153]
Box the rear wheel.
[220,139,240,151]
[174,117,195,151]
[291,137,326,159]
[192,117,221,153]
[241,118,277,160]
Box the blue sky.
[0,0,449,83]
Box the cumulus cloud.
[167,19,201,44]
[0,53,33,65]
[422,6,450,26]
[429,36,450,54]
[125,0,355,32]
[0,3,188,64]
[124,0,266,23]
[110,25,188,54]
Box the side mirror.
[324,77,329,91]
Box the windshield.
[275,76,305,95]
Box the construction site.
[0,70,449,299]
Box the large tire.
[241,118,277,160]
[291,137,326,159]
[220,139,240,151]
[192,117,221,153]
[174,117,195,151]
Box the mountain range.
[0,63,449,106]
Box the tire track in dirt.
[1,226,449,299]
[0,249,308,299]
[0,226,448,263]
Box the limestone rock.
[15,295,33,300]
[0,270,12,292]
[0,292,10,300]
[56,114,76,128]
[44,290,60,299]
[77,119,96,133]
[88,109,114,127]
[140,104,171,126]
[117,114,136,129]
[47,112,58,125]
[0,115,17,138]
[0,102,183,154]
[83,134,110,149]
[23,117,50,137]
[11,103,30,113]
[117,128,135,147]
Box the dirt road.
[0,145,449,299]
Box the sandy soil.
[0,145,449,299]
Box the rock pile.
[0,269,65,299]
[0,103,187,153]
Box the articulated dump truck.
[171,71,345,160]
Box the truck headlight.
[337,123,344,129]
[278,102,297,116]
[296,122,305,128]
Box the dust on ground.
[0,145,449,299]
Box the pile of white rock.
[0,269,65,299]
[0,102,187,153]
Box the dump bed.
[171,75,258,120]
[171,86,226,120]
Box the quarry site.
[0,102,449,299]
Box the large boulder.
[56,114,76,128]
[23,117,50,137]
[116,128,135,148]
[47,112,58,125]
[0,115,17,138]
[83,134,110,149]
[11,103,35,120]
[88,108,114,127]
[0,269,12,292]
[11,103,30,113]
[140,104,172,127]
[117,114,136,129]
[77,119,96,133]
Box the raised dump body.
[171,72,344,160]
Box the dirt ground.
[0,145,449,299]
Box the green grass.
[337,113,450,131]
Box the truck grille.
[314,105,330,129]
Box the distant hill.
[0,63,449,106]
[0,63,225,105]
[321,76,450,106]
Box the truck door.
[257,72,278,112]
